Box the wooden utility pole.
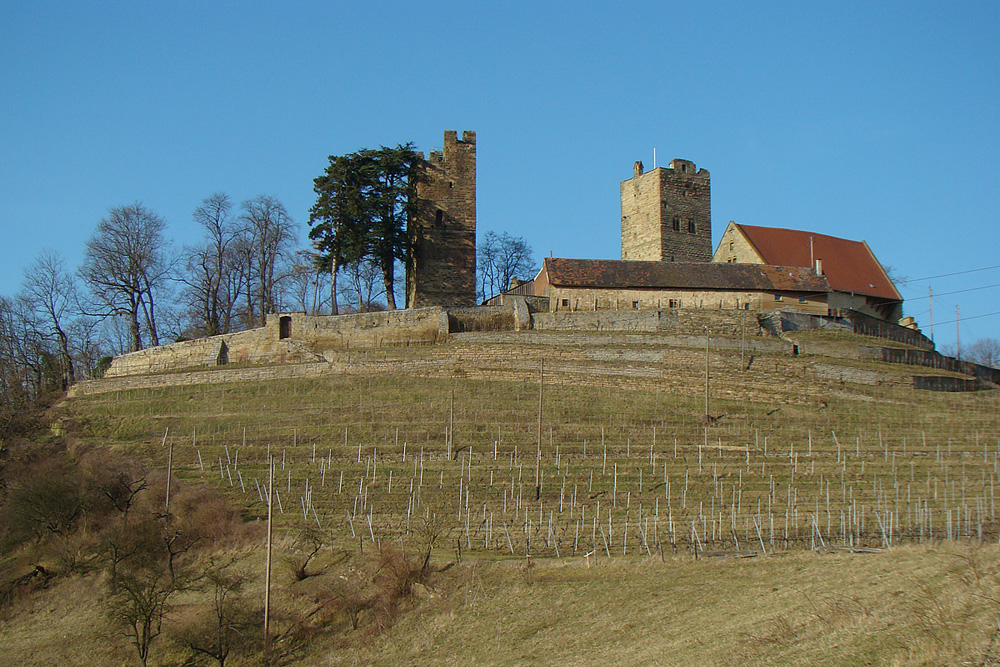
[956,305,961,360]
[536,361,543,500]
[929,286,934,342]
[264,456,274,650]
[449,390,454,458]
[704,335,710,418]
[740,313,745,371]
[163,429,172,510]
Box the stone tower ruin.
[406,130,477,308]
[620,158,712,262]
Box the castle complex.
[402,133,900,323]
[81,131,945,387]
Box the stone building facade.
[406,130,477,308]
[620,159,712,262]
[712,221,903,321]
[533,258,831,316]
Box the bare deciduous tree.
[106,564,178,667]
[0,295,45,410]
[338,257,388,312]
[81,203,173,351]
[180,193,244,337]
[240,196,297,327]
[285,250,329,315]
[476,231,537,303]
[19,251,80,385]
[171,567,260,667]
[20,252,79,386]
[965,338,1000,369]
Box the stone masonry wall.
[621,160,712,262]
[861,346,1000,385]
[70,327,914,401]
[105,308,449,378]
[452,331,792,355]
[407,130,477,308]
[105,328,278,377]
[542,286,829,317]
[533,307,770,338]
[713,221,764,264]
[277,307,448,349]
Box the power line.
[926,310,1000,327]
[906,282,1000,301]
[907,264,1000,283]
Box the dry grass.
[11,542,1000,666]
[302,544,1000,666]
[6,331,998,664]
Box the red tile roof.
[734,224,901,301]
[542,258,831,293]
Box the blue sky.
[2,1,998,348]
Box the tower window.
[672,217,680,231]
[435,209,444,226]
[687,219,696,233]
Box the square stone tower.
[620,158,712,262]
[406,130,477,308]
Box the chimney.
[815,258,823,275]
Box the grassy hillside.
[4,330,1000,665]
[62,333,1000,556]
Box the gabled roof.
[733,224,901,301]
[542,258,831,293]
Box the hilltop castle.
[86,131,917,383]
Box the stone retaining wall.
[104,328,286,377]
[532,308,762,337]
[913,376,993,392]
[451,331,791,355]
[278,307,448,348]
[861,347,1000,385]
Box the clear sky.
[2,1,998,349]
